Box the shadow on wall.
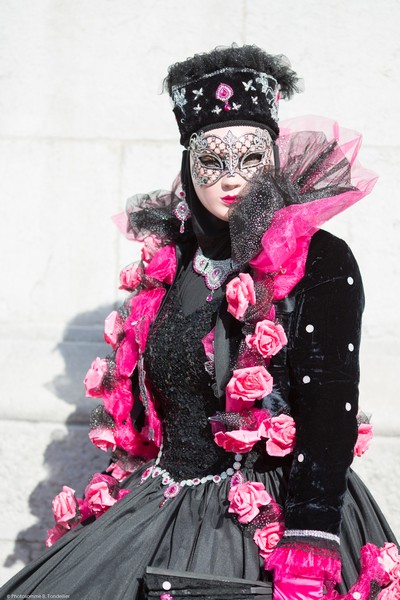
[4,304,115,569]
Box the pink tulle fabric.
[267,541,400,600]
[265,546,342,585]
[250,116,378,300]
[324,543,388,599]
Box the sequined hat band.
[170,67,280,147]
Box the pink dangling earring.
[173,191,190,234]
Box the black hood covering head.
[180,149,231,260]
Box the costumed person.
[1,45,399,600]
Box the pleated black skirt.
[0,465,397,600]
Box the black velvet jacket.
[211,228,364,539]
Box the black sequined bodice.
[144,283,233,480]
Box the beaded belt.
[139,444,244,507]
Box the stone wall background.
[1,0,399,584]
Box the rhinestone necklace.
[193,247,240,301]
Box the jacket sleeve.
[283,232,364,540]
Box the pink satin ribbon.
[274,576,324,600]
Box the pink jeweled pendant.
[159,482,181,508]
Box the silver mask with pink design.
[189,128,273,187]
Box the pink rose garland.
[46,474,132,547]
[227,479,285,561]
[214,410,296,456]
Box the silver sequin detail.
[171,68,278,91]
[242,79,256,91]
[345,402,352,411]
[305,324,314,333]
[172,88,187,112]
[193,247,239,291]
[297,453,304,462]
[283,529,341,545]
[348,343,354,351]
[347,276,354,285]
[303,375,311,384]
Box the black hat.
[164,45,301,146]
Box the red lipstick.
[220,195,238,205]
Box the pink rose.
[106,460,134,482]
[88,426,117,452]
[145,245,176,284]
[141,234,162,262]
[226,273,256,320]
[52,486,79,528]
[112,416,158,459]
[104,310,123,348]
[214,429,262,453]
[226,366,273,412]
[253,521,285,558]
[245,319,287,358]
[46,523,68,548]
[228,481,272,524]
[103,377,133,424]
[379,543,400,582]
[84,473,119,517]
[115,331,139,377]
[379,582,400,599]
[77,498,92,522]
[202,327,215,360]
[265,414,296,457]
[354,422,373,457]
[117,488,131,501]
[119,262,144,291]
[83,357,108,398]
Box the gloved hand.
[274,576,324,600]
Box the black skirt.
[0,464,397,600]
